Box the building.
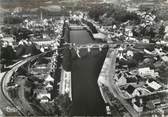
[33,40,54,46]
[59,69,72,100]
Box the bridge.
[0,54,45,116]
[1,19,162,116]
[62,23,108,116]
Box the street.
[1,1,168,116]
[0,72,21,116]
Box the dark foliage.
[88,4,141,25]
[3,16,24,24]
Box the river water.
[63,28,108,116]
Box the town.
[0,0,168,117]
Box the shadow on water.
[63,28,108,116]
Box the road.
[0,54,47,116]
[97,45,139,117]
[68,28,108,116]
[0,72,19,116]
[0,62,25,116]
[107,49,139,117]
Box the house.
[146,98,161,110]
[125,85,135,95]
[1,37,14,43]
[132,96,143,112]
[125,26,133,37]
[36,90,51,101]
[161,56,168,62]
[45,74,54,83]
[146,79,161,91]
[142,39,150,43]
[93,33,106,40]
[116,72,138,86]
[138,67,159,78]
[116,73,127,86]
[59,70,72,100]
[33,40,55,46]
[45,83,53,91]
[40,96,50,103]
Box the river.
[63,27,108,116]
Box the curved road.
[0,53,48,116]
[0,60,26,116]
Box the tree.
[54,94,72,116]
[159,24,165,38]
[139,5,152,12]
[88,4,108,21]
[88,3,140,25]
[3,16,24,24]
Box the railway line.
[0,52,51,116]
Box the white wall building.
[59,70,72,100]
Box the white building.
[59,70,72,100]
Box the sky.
[0,0,56,9]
